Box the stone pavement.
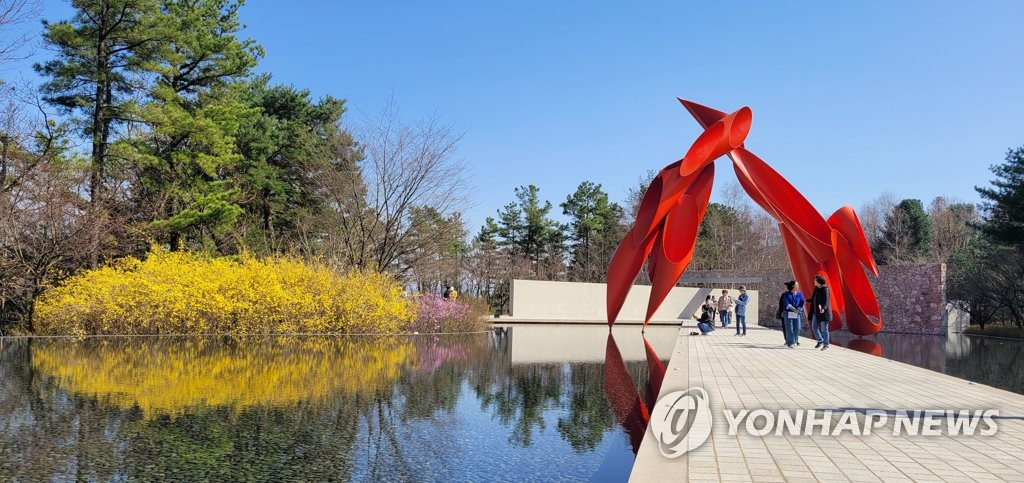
[629,325,1024,482]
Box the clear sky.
[11,1,1024,233]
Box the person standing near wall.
[783,281,804,348]
[809,275,832,350]
[794,282,806,346]
[709,295,718,323]
[717,289,734,329]
[735,286,749,336]
[777,289,789,345]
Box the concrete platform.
[630,325,1024,482]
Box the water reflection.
[829,331,1024,395]
[29,336,415,417]
[835,337,882,357]
[603,334,649,455]
[601,332,668,455]
[0,326,677,481]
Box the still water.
[3,326,1021,481]
[830,330,1024,396]
[0,325,675,482]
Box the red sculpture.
[607,99,883,336]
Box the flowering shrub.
[33,248,417,335]
[408,293,489,333]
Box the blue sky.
[11,1,1024,232]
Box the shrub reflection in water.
[0,328,660,481]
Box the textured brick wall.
[682,264,947,335]
[870,264,947,335]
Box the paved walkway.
[629,325,1024,482]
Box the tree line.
[454,175,989,314]
[0,0,467,329]
[0,0,1019,332]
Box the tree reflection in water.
[0,329,664,481]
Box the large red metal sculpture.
[607,99,883,336]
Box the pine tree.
[560,181,624,282]
[876,199,931,264]
[488,185,564,276]
[35,0,166,205]
[233,79,360,253]
[129,0,263,250]
[977,146,1024,249]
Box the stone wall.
[681,264,947,335]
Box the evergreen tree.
[976,146,1024,249]
[488,185,563,276]
[35,0,167,205]
[233,78,360,253]
[127,0,263,250]
[560,181,625,282]
[876,198,931,264]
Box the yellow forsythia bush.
[34,249,417,335]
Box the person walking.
[783,281,804,348]
[809,275,832,350]
[735,286,749,336]
[718,289,734,329]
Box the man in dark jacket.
[809,274,833,350]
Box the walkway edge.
[629,327,689,482]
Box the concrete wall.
[508,279,759,324]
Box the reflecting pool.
[829,331,1024,395]
[0,325,675,482]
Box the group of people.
[778,275,832,350]
[695,287,749,336]
[442,286,459,300]
[691,276,833,351]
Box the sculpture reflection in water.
[836,337,883,357]
[603,333,667,454]
[607,99,883,336]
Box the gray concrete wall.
[508,279,759,324]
